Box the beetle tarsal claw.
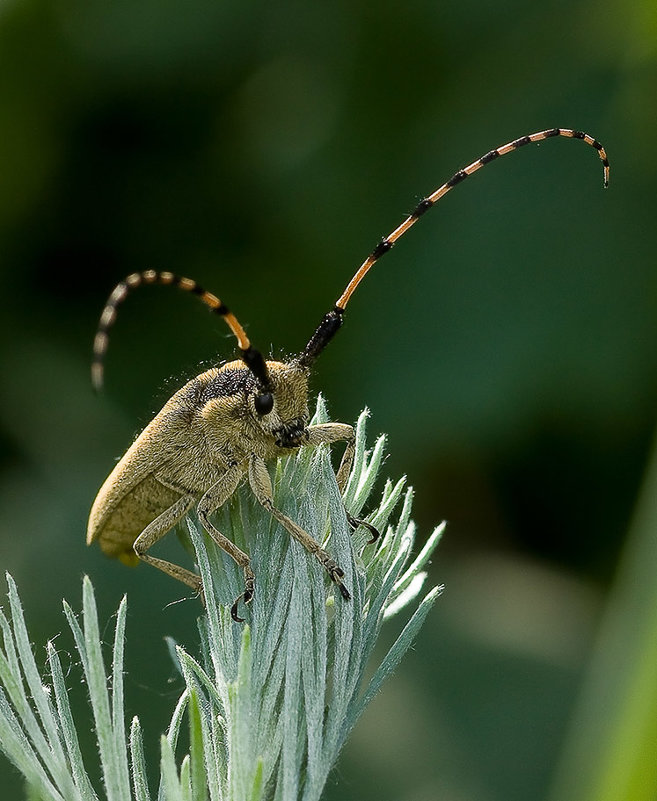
[337,581,351,601]
[231,573,255,623]
[231,597,244,623]
[323,559,350,600]
[346,511,381,544]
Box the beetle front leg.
[306,423,380,543]
[305,422,354,493]
[197,464,255,622]
[248,454,351,600]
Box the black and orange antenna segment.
[92,270,271,392]
[298,128,609,367]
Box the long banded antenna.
[337,128,608,310]
[298,127,609,366]
[92,270,271,392]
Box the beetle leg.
[305,423,380,543]
[133,495,200,591]
[248,454,350,600]
[196,464,254,622]
[345,511,380,544]
[305,422,354,492]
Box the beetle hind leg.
[132,495,202,593]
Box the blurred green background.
[1,0,656,798]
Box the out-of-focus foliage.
[0,0,655,798]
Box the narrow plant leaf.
[389,521,445,605]
[179,755,192,801]
[342,408,370,507]
[111,596,130,798]
[157,690,190,801]
[6,575,76,798]
[248,758,264,801]
[348,585,442,731]
[0,607,21,686]
[0,690,64,801]
[166,690,190,752]
[176,650,222,712]
[82,576,128,801]
[0,644,54,779]
[130,716,152,801]
[46,641,98,801]
[160,734,184,801]
[279,579,303,801]
[187,689,207,801]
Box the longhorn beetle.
[88,128,609,622]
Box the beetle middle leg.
[196,464,255,622]
[306,423,380,543]
[248,454,351,600]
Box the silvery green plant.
[0,399,443,801]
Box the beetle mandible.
[87,128,609,621]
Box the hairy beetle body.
[88,360,312,564]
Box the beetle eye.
[254,392,274,416]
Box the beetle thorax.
[197,359,310,460]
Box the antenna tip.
[91,362,104,394]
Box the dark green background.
[1,0,655,798]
